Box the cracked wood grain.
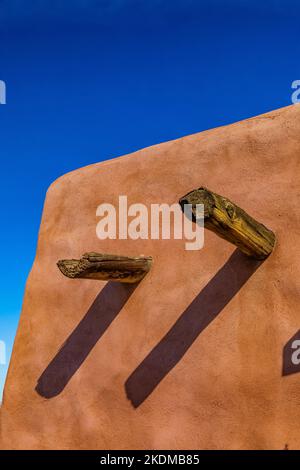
[57,252,152,283]
[179,187,275,260]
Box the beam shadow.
[36,281,136,398]
[125,249,263,408]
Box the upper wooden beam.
[179,187,275,260]
[57,252,152,283]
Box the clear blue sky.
[0,0,299,399]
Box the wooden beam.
[179,187,275,260]
[57,252,152,283]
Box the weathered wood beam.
[179,187,275,260]
[57,252,152,283]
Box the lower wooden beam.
[57,252,152,283]
[179,187,275,260]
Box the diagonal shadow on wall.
[125,249,263,408]
[36,281,136,398]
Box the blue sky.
[0,0,299,398]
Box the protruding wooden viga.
[179,187,275,260]
[57,252,152,283]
